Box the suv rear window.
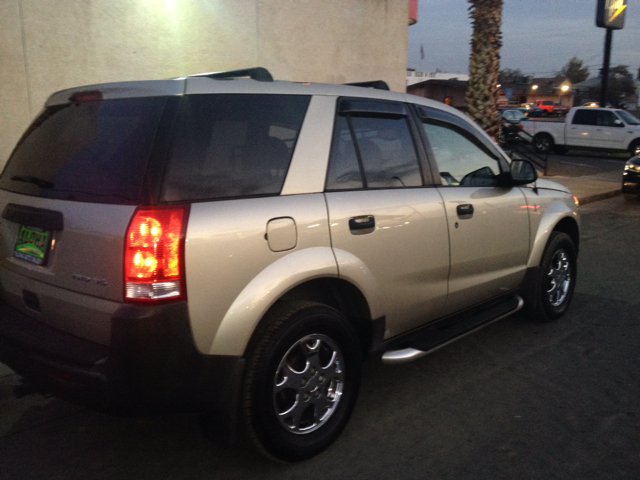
[160,94,310,202]
[0,97,167,205]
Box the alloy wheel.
[545,249,571,307]
[273,333,345,434]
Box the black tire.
[553,145,566,154]
[533,133,554,154]
[629,139,640,157]
[525,232,577,322]
[623,193,640,202]
[242,301,361,462]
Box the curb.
[577,189,622,206]
[0,373,21,402]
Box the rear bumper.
[0,300,244,418]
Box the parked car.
[522,107,640,155]
[582,102,616,108]
[622,156,640,200]
[520,103,544,117]
[535,100,569,117]
[0,67,580,462]
[498,109,527,143]
[552,103,569,116]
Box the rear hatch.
[0,84,178,344]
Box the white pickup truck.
[522,107,640,156]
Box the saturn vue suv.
[0,67,580,461]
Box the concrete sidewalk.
[541,168,622,205]
[0,169,624,383]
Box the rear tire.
[242,301,361,462]
[553,145,566,154]
[533,133,554,154]
[525,232,577,322]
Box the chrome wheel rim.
[546,249,571,307]
[536,137,550,152]
[273,334,345,434]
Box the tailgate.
[0,193,135,344]
[0,93,168,345]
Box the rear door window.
[161,94,310,202]
[572,109,598,126]
[0,97,167,204]
[326,98,423,190]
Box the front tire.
[525,232,577,322]
[629,139,640,157]
[242,301,362,462]
[623,193,639,202]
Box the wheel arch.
[552,216,580,254]
[206,247,384,358]
[628,137,640,156]
[527,202,580,268]
[250,278,376,358]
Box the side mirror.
[614,119,623,127]
[508,159,538,185]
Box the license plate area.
[14,225,53,266]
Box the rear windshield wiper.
[10,175,54,189]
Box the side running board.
[382,295,524,365]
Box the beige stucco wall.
[0,0,408,165]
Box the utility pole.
[600,28,612,106]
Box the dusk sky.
[408,0,640,79]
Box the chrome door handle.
[456,204,474,217]
[349,215,375,230]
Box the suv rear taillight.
[124,206,189,303]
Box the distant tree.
[589,65,636,106]
[499,68,530,84]
[637,65,640,80]
[607,65,635,106]
[465,0,503,140]
[557,57,589,84]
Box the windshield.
[617,110,640,126]
[0,97,167,204]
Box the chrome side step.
[381,295,524,365]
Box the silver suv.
[0,68,579,461]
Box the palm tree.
[465,0,503,140]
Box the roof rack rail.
[344,80,390,91]
[191,67,274,82]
